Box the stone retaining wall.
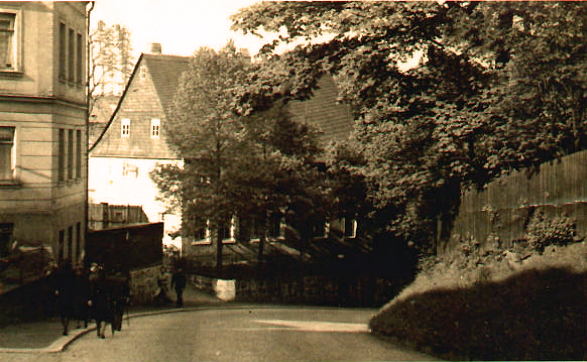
[235,276,398,308]
[130,264,163,305]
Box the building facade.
[88,51,188,248]
[0,2,89,265]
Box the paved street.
[2,306,436,362]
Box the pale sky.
[90,0,268,58]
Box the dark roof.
[89,53,189,152]
[142,54,190,118]
[287,75,354,144]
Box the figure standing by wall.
[171,267,186,307]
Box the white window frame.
[122,160,138,178]
[192,219,212,245]
[151,119,160,139]
[344,217,357,239]
[222,215,236,244]
[139,66,146,81]
[0,8,21,73]
[0,126,15,181]
[323,222,330,238]
[121,118,130,138]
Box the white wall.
[88,156,182,248]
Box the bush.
[525,211,578,252]
[371,241,587,361]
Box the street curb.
[0,305,211,354]
[0,304,377,354]
[0,303,259,354]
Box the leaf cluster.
[151,44,331,247]
[231,1,587,249]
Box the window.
[151,119,160,139]
[75,222,81,262]
[268,213,285,239]
[248,218,262,241]
[59,23,66,80]
[68,28,74,82]
[76,130,81,178]
[122,161,138,178]
[121,119,130,138]
[58,229,64,263]
[67,225,73,261]
[76,33,82,85]
[67,129,73,179]
[221,216,236,242]
[344,218,357,239]
[192,219,211,245]
[0,223,13,257]
[0,126,14,181]
[139,66,146,80]
[0,12,15,71]
[313,220,330,239]
[58,129,65,182]
[67,29,75,83]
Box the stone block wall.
[235,276,398,308]
[130,264,162,305]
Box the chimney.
[238,48,251,65]
[150,43,162,54]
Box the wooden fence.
[446,149,587,253]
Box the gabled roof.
[142,54,190,119]
[89,53,189,152]
[287,75,354,144]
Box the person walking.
[89,265,113,338]
[110,272,130,332]
[154,266,171,305]
[73,264,90,329]
[53,260,75,336]
[171,268,187,307]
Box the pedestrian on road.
[154,266,171,305]
[53,259,75,336]
[89,264,113,338]
[171,267,187,307]
[110,272,130,332]
[73,263,90,329]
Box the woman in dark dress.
[54,260,75,336]
[89,266,113,338]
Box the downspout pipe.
[84,1,94,268]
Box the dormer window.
[121,119,130,138]
[151,119,160,139]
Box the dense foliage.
[151,44,331,271]
[525,212,578,252]
[231,1,587,252]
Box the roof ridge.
[141,53,190,62]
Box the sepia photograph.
[0,1,586,361]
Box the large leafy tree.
[152,44,249,273]
[225,105,329,265]
[231,1,587,253]
[152,44,330,273]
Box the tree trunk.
[216,219,223,276]
[257,214,267,266]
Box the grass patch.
[369,241,587,360]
